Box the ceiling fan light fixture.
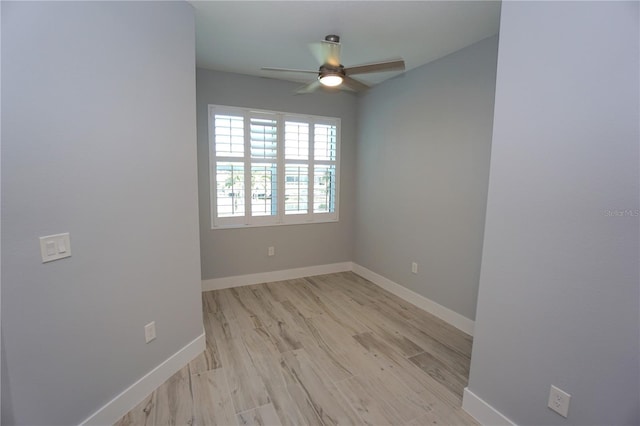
[265,34,404,94]
[318,73,343,87]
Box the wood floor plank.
[249,286,295,326]
[240,327,288,389]
[189,314,223,373]
[225,287,270,330]
[325,272,383,306]
[335,374,420,425]
[301,274,339,292]
[369,296,472,359]
[281,349,363,425]
[264,321,305,353]
[277,382,326,426]
[238,284,292,329]
[192,368,238,426]
[214,290,239,320]
[113,393,155,426]
[296,339,356,383]
[202,290,221,315]
[237,403,282,426]
[152,366,194,426]
[188,350,215,376]
[222,335,271,413]
[301,277,373,335]
[119,272,476,426]
[300,314,383,380]
[353,332,463,406]
[449,408,481,425]
[273,299,359,381]
[409,350,469,399]
[274,300,339,353]
[334,346,460,424]
[279,299,310,324]
[330,276,471,368]
[243,293,316,353]
[262,280,293,303]
[281,279,328,317]
[406,407,479,426]
[325,293,426,357]
[235,329,315,426]
[210,311,271,414]
[341,273,473,357]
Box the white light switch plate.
[39,233,71,263]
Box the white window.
[209,105,340,228]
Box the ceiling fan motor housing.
[319,64,345,78]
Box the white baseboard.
[351,263,475,336]
[201,262,353,291]
[80,332,205,426]
[462,387,517,426]
[203,262,474,336]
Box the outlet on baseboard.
[548,385,570,417]
[268,246,275,256]
[411,262,418,274]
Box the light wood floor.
[115,272,477,426]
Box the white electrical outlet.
[548,385,571,417]
[268,246,275,256]
[144,321,156,343]
[411,262,418,274]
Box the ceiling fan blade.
[296,80,322,94]
[261,67,318,74]
[309,40,341,66]
[341,76,369,92]
[344,59,405,75]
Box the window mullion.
[277,114,285,223]
[308,119,315,219]
[243,112,252,223]
[209,106,217,227]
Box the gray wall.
[197,69,357,280]
[468,2,639,425]
[353,36,498,321]
[1,2,202,424]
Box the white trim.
[80,333,205,426]
[351,263,475,336]
[462,388,517,426]
[201,262,352,291]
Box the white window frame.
[209,104,340,229]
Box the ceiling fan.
[262,34,406,94]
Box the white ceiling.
[190,1,501,88]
